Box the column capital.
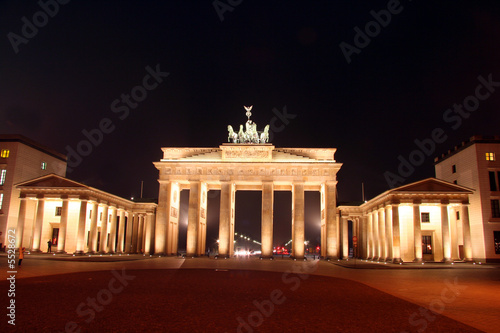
[441,199,450,205]
[412,199,422,205]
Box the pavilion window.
[422,236,432,254]
[0,169,6,185]
[1,149,10,158]
[494,231,500,254]
[421,212,430,223]
[491,200,500,218]
[489,171,497,191]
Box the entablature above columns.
[155,163,341,184]
[17,176,157,213]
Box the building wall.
[1,139,66,248]
[435,141,500,261]
[435,145,485,259]
[474,143,500,261]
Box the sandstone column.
[441,200,452,262]
[125,212,134,253]
[197,183,207,256]
[325,182,338,259]
[372,210,379,260]
[137,215,144,253]
[117,209,126,253]
[57,197,69,253]
[144,212,155,254]
[384,206,393,261]
[108,206,118,253]
[186,182,201,257]
[292,183,305,259]
[219,182,232,257]
[341,216,348,259]
[132,213,139,253]
[88,201,99,253]
[392,203,402,263]
[461,204,473,261]
[378,208,386,261]
[32,196,45,252]
[261,181,274,258]
[75,199,88,254]
[413,201,423,262]
[155,181,170,255]
[99,204,109,253]
[367,213,373,259]
[15,196,27,249]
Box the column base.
[464,258,474,262]
[31,249,43,253]
[214,254,228,259]
[325,256,338,261]
[290,255,305,260]
[442,258,454,264]
[392,258,403,264]
[56,250,67,254]
[413,258,424,263]
[73,251,85,256]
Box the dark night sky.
[1,1,500,247]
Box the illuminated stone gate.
[153,107,342,259]
[154,145,342,259]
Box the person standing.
[47,240,52,253]
[18,247,25,266]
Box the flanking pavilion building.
[338,178,474,263]
[11,174,156,254]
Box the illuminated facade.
[339,178,473,263]
[154,144,342,259]
[435,135,500,262]
[0,135,67,250]
[11,174,156,254]
[4,129,496,263]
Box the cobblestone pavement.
[1,254,498,332]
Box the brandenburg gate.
[154,107,342,259]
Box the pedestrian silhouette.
[18,247,25,266]
[47,240,52,253]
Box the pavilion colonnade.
[14,186,156,255]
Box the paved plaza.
[1,254,499,332]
